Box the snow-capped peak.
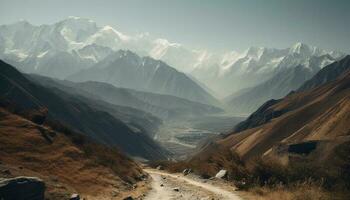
[245,46,265,59]
[289,42,321,56]
[154,38,182,48]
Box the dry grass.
[0,107,145,199]
[246,184,331,200]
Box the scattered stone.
[156,165,164,170]
[0,176,45,200]
[111,190,119,197]
[182,168,192,176]
[123,196,134,200]
[160,184,164,187]
[139,174,147,181]
[1,169,11,175]
[70,193,80,200]
[173,187,179,192]
[209,177,215,180]
[215,169,228,179]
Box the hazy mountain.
[298,55,350,92]
[28,74,162,137]
[224,54,338,115]
[195,55,350,163]
[0,60,166,160]
[192,43,344,96]
[67,50,219,106]
[233,55,350,134]
[0,18,344,100]
[29,75,222,120]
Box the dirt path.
[144,169,243,200]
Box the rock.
[139,174,147,181]
[123,196,134,200]
[1,169,11,175]
[0,176,45,200]
[111,190,119,197]
[160,184,164,187]
[156,165,164,170]
[173,187,179,192]
[182,168,192,176]
[70,193,80,200]
[215,170,228,179]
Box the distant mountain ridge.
[194,55,350,166]
[67,50,220,106]
[298,55,350,92]
[0,60,166,160]
[0,18,344,99]
[224,54,339,114]
[29,75,222,120]
[195,43,344,97]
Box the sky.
[0,0,349,53]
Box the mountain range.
[0,60,166,160]
[0,18,220,106]
[68,50,220,105]
[0,18,344,98]
[29,74,222,120]
[198,55,350,161]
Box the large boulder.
[0,176,45,200]
[215,170,228,179]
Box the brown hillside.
[0,107,147,199]
[218,69,350,160]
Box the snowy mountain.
[191,43,344,97]
[223,54,335,114]
[67,50,220,106]
[0,17,344,99]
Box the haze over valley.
[0,1,349,199]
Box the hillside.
[298,55,350,91]
[29,75,222,120]
[0,106,147,199]
[0,60,166,160]
[191,56,350,169]
[222,70,350,160]
[160,56,350,199]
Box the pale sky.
[0,0,349,53]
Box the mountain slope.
[0,60,166,160]
[193,43,343,96]
[67,50,219,106]
[224,54,337,115]
[298,55,350,91]
[185,66,350,185]
[28,74,162,137]
[0,106,146,199]
[28,75,222,120]
[218,56,350,159]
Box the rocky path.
[143,169,243,200]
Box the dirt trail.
[144,169,243,200]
